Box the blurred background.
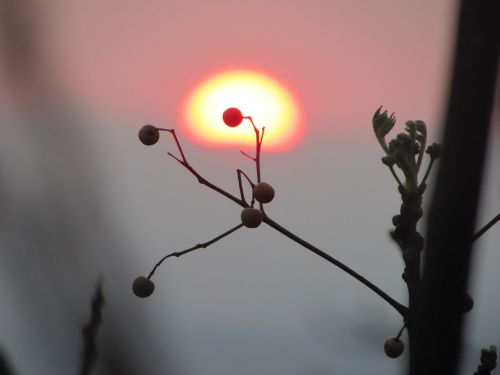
[0,0,498,374]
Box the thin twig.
[245,116,263,183]
[396,323,407,339]
[262,214,408,317]
[79,279,105,375]
[148,223,244,279]
[237,169,256,206]
[472,213,500,242]
[164,132,245,207]
[161,128,406,315]
[419,159,435,189]
[240,150,256,161]
[416,128,427,173]
[389,166,405,189]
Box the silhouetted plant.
[133,106,498,370]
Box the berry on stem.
[132,276,155,298]
[138,125,160,146]
[384,337,404,358]
[223,107,244,127]
[241,207,263,228]
[253,182,275,204]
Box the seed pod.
[253,182,275,204]
[132,276,155,298]
[223,107,243,127]
[138,125,160,145]
[384,337,404,358]
[241,207,263,228]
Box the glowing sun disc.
[181,69,302,150]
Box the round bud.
[241,207,263,228]
[138,125,160,145]
[384,337,404,358]
[253,182,275,204]
[462,293,474,313]
[132,276,155,298]
[223,107,243,127]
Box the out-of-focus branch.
[79,280,105,375]
[414,0,499,373]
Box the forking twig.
[156,124,408,317]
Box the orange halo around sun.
[181,69,303,151]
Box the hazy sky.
[0,1,499,374]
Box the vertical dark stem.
[413,1,499,374]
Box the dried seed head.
[132,276,155,298]
[241,207,263,228]
[384,337,404,358]
[138,125,160,146]
[223,107,243,127]
[253,182,275,204]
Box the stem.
[244,116,263,183]
[236,169,256,206]
[416,128,427,173]
[262,214,408,317]
[148,223,244,279]
[472,213,500,242]
[389,166,405,189]
[162,127,406,316]
[165,130,245,207]
[79,279,105,375]
[396,323,407,339]
[419,158,435,189]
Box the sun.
[181,69,303,150]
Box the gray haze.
[0,1,499,374]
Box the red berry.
[223,107,243,127]
[253,182,275,204]
[132,276,155,298]
[384,337,404,358]
[241,207,263,228]
[138,125,160,145]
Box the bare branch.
[163,131,245,207]
[389,165,405,190]
[419,159,435,189]
[472,213,500,242]
[148,223,244,279]
[237,169,256,206]
[240,150,256,161]
[262,214,408,317]
[79,279,105,375]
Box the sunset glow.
[182,70,302,150]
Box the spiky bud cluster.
[384,337,404,358]
[132,276,155,298]
[138,125,160,146]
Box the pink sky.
[2,0,456,145]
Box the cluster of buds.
[373,106,441,194]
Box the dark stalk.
[262,214,408,317]
[148,223,244,279]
